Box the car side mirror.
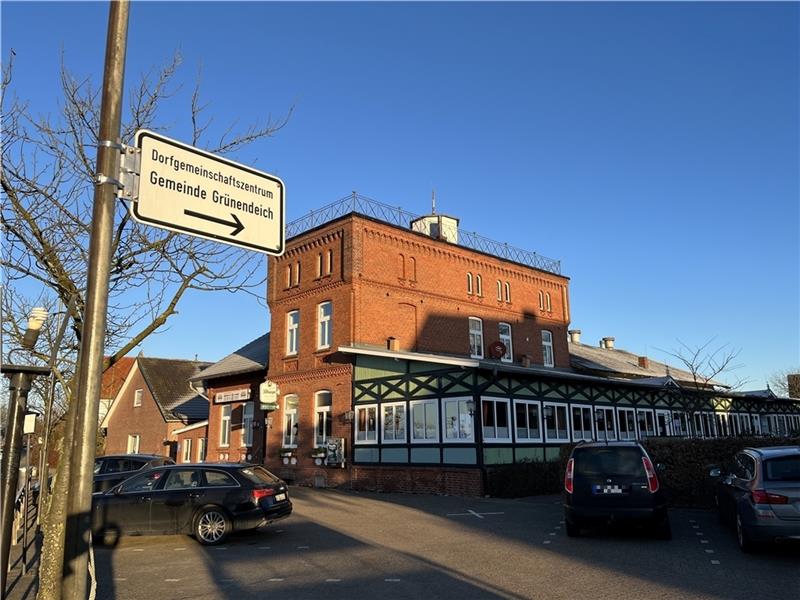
[708,467,721,478]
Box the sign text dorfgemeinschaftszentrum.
[131,130,285,255]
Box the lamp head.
[21,307,48,349]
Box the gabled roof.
[137,357,213,422]
[190,334,269,382]
[568,341,724,387]
[101,356,135,399]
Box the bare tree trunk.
[37,395,76,600]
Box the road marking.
[700,540,709,544]
[689,519,696,523]
[165,579,180,582]
[275,529,284,533]
[132,548,144,552]
[446,510,505,519]
[326,579,342,582]
[711,560,721,565]
[215,547,228,550]
[174,547,186,551]
[268,578,285,582]
[297,545,310,549]
[695,532,704,536]
[555,526,561,530]
[692,525,700,529]
[385,578,401,582]
[259,546,271,550]
[548,532,556,536]
[114,578,127,582]
[705,549,715,554]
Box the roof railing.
[285,192,561,275]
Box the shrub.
[485,437,800,506]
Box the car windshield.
[239,466,281,485]
[574,447,645,477]
[764,456,800,481]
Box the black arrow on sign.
[184,209,244,237]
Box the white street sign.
[131,129,285,255]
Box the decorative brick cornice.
[272,279,348,306]
[268,364,353,384]
[277,228,344,260]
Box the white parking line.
[548,532,556,536]
[174,547,186,551]
[259,546,271,550]
[689,519,696,523]
[268,578,285,582]
[326,579,342,582]
[711,560,721,565]
[114,578,127,582]
[705,549,715,554]
[385,578,401,582]
[695,532,704,536]
[132,548,144,552]
[700,540,709,544]
[692,525,700,529]
[297,545,310,549]
[543,540,551,545]
[165,579,180,582]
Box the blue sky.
[3,1,798,389]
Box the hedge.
[484,437,800,507]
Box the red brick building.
[263,198,570,492]
[101,356,211,460]
[190,334,269,464]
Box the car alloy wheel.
[196,508,229,545]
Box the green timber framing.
[342,347,800,469]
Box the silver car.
[712,446,800,552]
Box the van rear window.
[764,456,800,481]
[574,448,645,477]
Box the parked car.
[93,454,175,494]
[91,463,292,545]
[563,441,670,539]
[711,446,800,552]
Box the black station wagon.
[92,463,292,545]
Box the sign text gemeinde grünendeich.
[132,130,285,254]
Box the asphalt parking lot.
[92,487,800,600]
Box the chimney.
[602,337,615,349]
[788,374,800,399]
[568,330,582,344]
[387,337,398,352]
[638,356,650,370]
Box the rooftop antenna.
[431,189,436,215]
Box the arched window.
[476,275,483,296]
[466,272,473,295]
[409,257,417,281]
[398,253,405,279]
[545,292,552,312]
[315,391,332,446]
[283,395,299,447]
[497,280,502,301]
[504,282,511,303]
[538,290,544,310]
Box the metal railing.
[285,193,561,275]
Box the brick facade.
[206,375,266,464]
[265,213,571,494]
[103,363,173,458]
[174,423,208,463]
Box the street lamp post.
[0,307,48,600]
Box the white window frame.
[317,301,332,350]
[197,438,207,463]
[595,406,617,441]
[442,396,474,442]
[498,322,513,363]
[286,310,299,355]
[283,395,299,447]
[475,275,483,297]
[326,249,333,275]
[545,292,552,312]
[655,409,673,437]
[481,397,511,442]
[182,438,192,462]
[241,402,254,447]
[672,411,689,437]
[703,412,717,438]
[219,404,231,447]
[126,434,140,454]
[504,281,511,303]
[497,280,502,301]
[513,399,542,442]
[751,414,762,435]
[543,402,570,443]
[466,272,473,295]
[315,391,332,447]
[355,404,378,444]
[636,408,656,438]
[538,290,544,310]
[316,253,323,278]
[381,401,407,444]
[617,407,637,440]
[469,317,484,359]
[133,389,143,407]
[571,404,594,442]
[410,399,439,443]
[541,330,554,368]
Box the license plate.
[275,493,286,502]
[593,484,625,495]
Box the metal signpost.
[128,130,286,255]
